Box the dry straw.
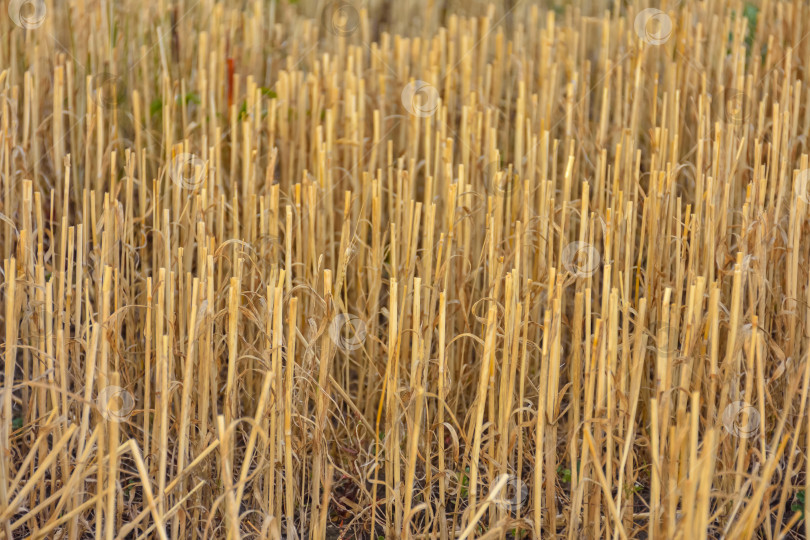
[1,0,809,538]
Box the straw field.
[1,0,809,538]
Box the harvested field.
[1,0,809,538]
